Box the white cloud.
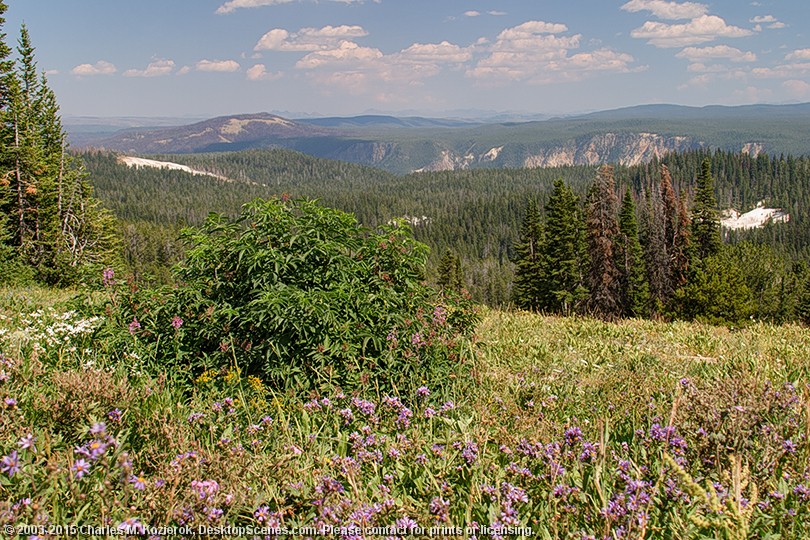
[676,45,756,63]
[196,59,241,72]
[45,69,59,76]
[177,66,191,76]
[71,60,117,76]
[733,85,773,102]
[786,49,810,61]
[488,11,507,16]
[296,41,383,70]
[464,11,480,17]
[630,15,753,48]
[750,15,786,30]
[468,21,637,84]
[255,25,368,52]
[621,0,708,20]
[217,0,371,14]
[246,64,283,81]
[398,41,472,64]
[123,59,175,77]
[783,79,810,99]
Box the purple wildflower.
[128,318,141,335]
[102,267,115,287]
[118,518,146,534]
[129,473,147,490]
[171,315,184,329]
[108,408,123,423]
[416,386,430,398]
[429,496,450,522]
[72,459,91,479]
[18,433,36,453]
[90,422,107,435]
[1,450,21,478]
[4,397,17,409]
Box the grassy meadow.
[1,286,809,539]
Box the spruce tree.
[585,165,620,319]
[437,249,464,293]
[617,188,650,317]
[691,157,722,261]
[544,178,588,315]
[512,199,544,310]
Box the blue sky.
[5,0,810,118]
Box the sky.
[4,0,810,118]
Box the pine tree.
[585,165,621,319]
[617,188,650,317]
[544,178,588,315]
[512,199,545,310]
[691,157,721,261]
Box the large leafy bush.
[117,197,477,395]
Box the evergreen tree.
[617,188,650,317]
[437,249,464,293]
[511,199,545,310]
[585,164,620,319]
[544,178,588,315]
[691,157,722,261]
[0,20,117,284]
[798,271,810,326]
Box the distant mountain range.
[71,103,810,174]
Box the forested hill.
[83,148,810,306]
[75,103,810,175]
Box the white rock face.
[721,202,790,230]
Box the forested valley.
[73,147,810,324]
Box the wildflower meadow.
[1,199,809,539]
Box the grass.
[1,287,809,538]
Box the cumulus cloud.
[786,49,810,61]
[750,49,810,79]
[630,15,753,47]
[246,64,283,81]
[676,45,756,63]
[255,25,368,52]
[196,59,241,72]
[621,0,708,20]
[468,20,638,84]
[217,0,371,14]
[750,15,786,30]
[488,11,507,16]
[296,41,383,70]
[123,59,175,77]
[71,60,117,76]
[464,11,480,17]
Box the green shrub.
[114,197,478,396]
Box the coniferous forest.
[3,5,810,538]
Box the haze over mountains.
[70,103,810,175]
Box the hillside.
[74,104,810,174]
[2,287,809,537]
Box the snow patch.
[118,156,230,182]
[721,201,789,230]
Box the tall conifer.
[691,157,721,261]
[512,199,545,310]
[544,179,588,315]
[617,188,650,317]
